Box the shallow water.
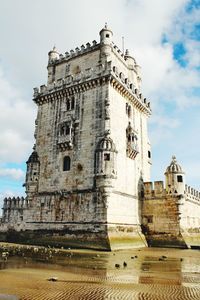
[0,246,200,299]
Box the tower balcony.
[126,141,139,159]
[57,135,73,151]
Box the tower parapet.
[2,197,28,224]
[143,181,166,199]
[185,185,200,203]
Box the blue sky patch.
[190,24,200,40]
[186,0,200,13]
[161,34,169,45]
[173,43,187,67]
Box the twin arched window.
[63,156,71,171]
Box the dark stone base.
[0,223,148,251]
[1,229,110,251]
[145,233,188,248]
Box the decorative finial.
[172,155,176,162]
[105,22,108,29]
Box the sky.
[0,0,200,210]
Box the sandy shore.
[0,243,200,299]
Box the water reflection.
[0,247,200,299]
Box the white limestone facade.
[1,27,200,250]
[0,25,151,249]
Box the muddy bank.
[0,243,200,299]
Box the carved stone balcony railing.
[127,142,139,159]
[57,135,73,151]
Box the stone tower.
[1,26,152,250]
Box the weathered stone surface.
[1,27,199,250]
[141,157,200,248]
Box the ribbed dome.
[96,136,117,152]
[165,156,184,174]
[26,151,39,164]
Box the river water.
[0,245,200,299]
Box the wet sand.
[0,243,200,299]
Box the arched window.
[71,97,75,110]
[128,105,132,118]
[63,156,71,171]
[66,99,70,110]
[65,125,70,135]
[60,125,65,136]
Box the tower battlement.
[143,181,167,198]
[3,197,28,209]
[48,40,99,65]
[1,27,200,250]
[185,185,200,203]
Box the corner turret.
[165,156,185,195]
[99,23,113,57]
[124,49,136,70]
[48,46,59,63]
[24,148,40,198]
[47,46,59,84]
[95,134,117,195]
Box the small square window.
[104,153,110,161]
[147,215,153,223]
[106,34,110,38]
[177,175,183,182]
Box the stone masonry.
[0,26,199,250]
[142,156,200,248]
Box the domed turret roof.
[125,49,137,65]
[26,151,39,164]
[99,23,113,35]
[96,136,117,152]
[48,46,59,62]
[48,46,59,55]
[165,156,184,174]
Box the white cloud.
[0,67,36,163]
[0,0,199,189]
[0,168,25,181]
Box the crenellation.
[92,40,97,46]
[86,42,91,48]
[154,181,164,195]
[185,185,200,203]
[143,181,167,198]
[65,51,70,58]
[2,196,28,224]
[48,41,100,68]
[34,68,151,115]
[1,26,199,250]
[143,182,153,195]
